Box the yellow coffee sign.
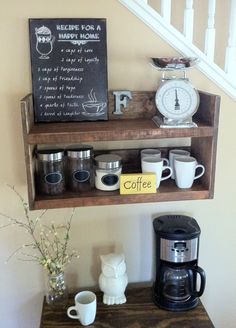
[120,173,156,195]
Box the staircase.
[118,0,236,100]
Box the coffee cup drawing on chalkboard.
[82,89,106,116]
[35,26,55,59]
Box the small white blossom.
[0,186,79,275]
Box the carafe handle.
[188,266,206,297]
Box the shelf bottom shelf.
[32,182,210,210]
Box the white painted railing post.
[161,0,171,23]
[118,0,236,99]
[183,0,194,42]
[204,0,216,61]
[225,0,236,78]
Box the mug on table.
[67,291,97,326]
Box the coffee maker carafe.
[153,215,206,311]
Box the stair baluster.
[204,0,216,61]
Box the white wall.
[0,1,236,327]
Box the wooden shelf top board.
[33,183,210,210]
[27,119,214,144]
[40,286,214,328]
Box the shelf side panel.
[21,96,36,209]
[191,93,219,199]
[191,136,217,198]
[195,91,221,126]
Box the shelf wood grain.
[40,286,214,328]
[27,119,214,144]
[34,183,209,210]
[20,91,220,210]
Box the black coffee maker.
[153,215,206,311]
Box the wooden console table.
[40,286,214,328]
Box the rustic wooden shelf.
[34,184,209,210]
[21,90,220,210]
[40,286,214,328]
[27,119,214,144]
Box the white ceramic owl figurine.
[98,253,128,305]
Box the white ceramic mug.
[174,156,205,189]
[141,156,172,189]
[67,291,97,326]
[140,149,169,166]
[169,149,191,179]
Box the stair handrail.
[118,0,236,100]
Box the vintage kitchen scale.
[151,57,200,128]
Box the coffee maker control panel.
[160,238,198,263]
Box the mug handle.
[67,306,79,320]
[160,166,173,181]
[162,158,170,166]
[194,164,205,180]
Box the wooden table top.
[40,286,214,328]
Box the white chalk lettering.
[66,85,76,93]
[80,33,99,40]
[84,57,99,64]
[81,24,95,31]
[60,67,84,73]
[59,76,83,83]
[45,103,59,109]
[58,33,78,40]
[63,94,84,99]
[56,24,80,31]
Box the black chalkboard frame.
[29,18,108,122]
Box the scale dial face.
[155,79,199,121]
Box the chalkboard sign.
[29,18,108,122]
